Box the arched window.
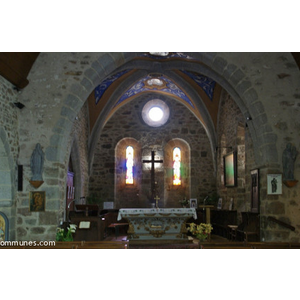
[173,147,181,185]
[126,146,134,184]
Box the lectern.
[198,205,214,224]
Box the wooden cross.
[142,151,163,201]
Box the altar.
[117,208,197,240]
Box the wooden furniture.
[211,210,238,238]
[69,208,128,241]
[228,225,238,241]
[198,205,214,224]
[71,216,105,241]
[108,223,129,238]
[236,212,260,242]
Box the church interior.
[1,52,300,249]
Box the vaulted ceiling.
[1,52,300,141]
[1,52,299,90]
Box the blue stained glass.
[126,146,134,184]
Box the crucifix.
[142,151,163,202]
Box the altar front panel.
[118,208,197,240]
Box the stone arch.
[0,127,14,207]
[47,52,277,176]
[236,122,247,212]
[0,127,15,240]
[69,137,84,201]
[188,52,277,166]
[42,52,278,221]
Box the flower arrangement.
[179,198,189,208]
[187,223,213,241]
[56,224,77,241]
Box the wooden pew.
[211,210,238,238]
[236,212,260,242]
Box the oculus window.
[142,99,170,127]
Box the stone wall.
[89,95,216,208]
[68,102,89,201]
[0,76,19,239]
[0,76,19,160]
[15,102,90,241]
[217,88,300,242]
[216,89,255,221]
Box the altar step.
[103,234,229,249]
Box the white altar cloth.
[117,208,197,221]
[117,208,197,240]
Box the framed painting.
[223,151,237,187]
[190,198,197,208]
[251,169,259,212]
[267,174,282,195]
[29,191,46,212]
[0,212,9,241]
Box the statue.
[282,143,298,181]
[30,143,44,181]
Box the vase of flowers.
[187,223,213,242]
[56,224,77,241]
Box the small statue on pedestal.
[30,143,45,188]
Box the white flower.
[69,224,77,233]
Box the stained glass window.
[126,146,134,184]
[173,147,181,185]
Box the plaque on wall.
[267,174,282,195]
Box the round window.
[142,99,170,127]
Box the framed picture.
[0,212,9,241]
[251,169,259,212]
[190,198,197,208]
[267,174,282,195]
[29,191,46,212]
[223,151,237,187]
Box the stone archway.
[0,127,15,240]
[0,127,14,207]
[47,53,278,182]
[34,52,281,239]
